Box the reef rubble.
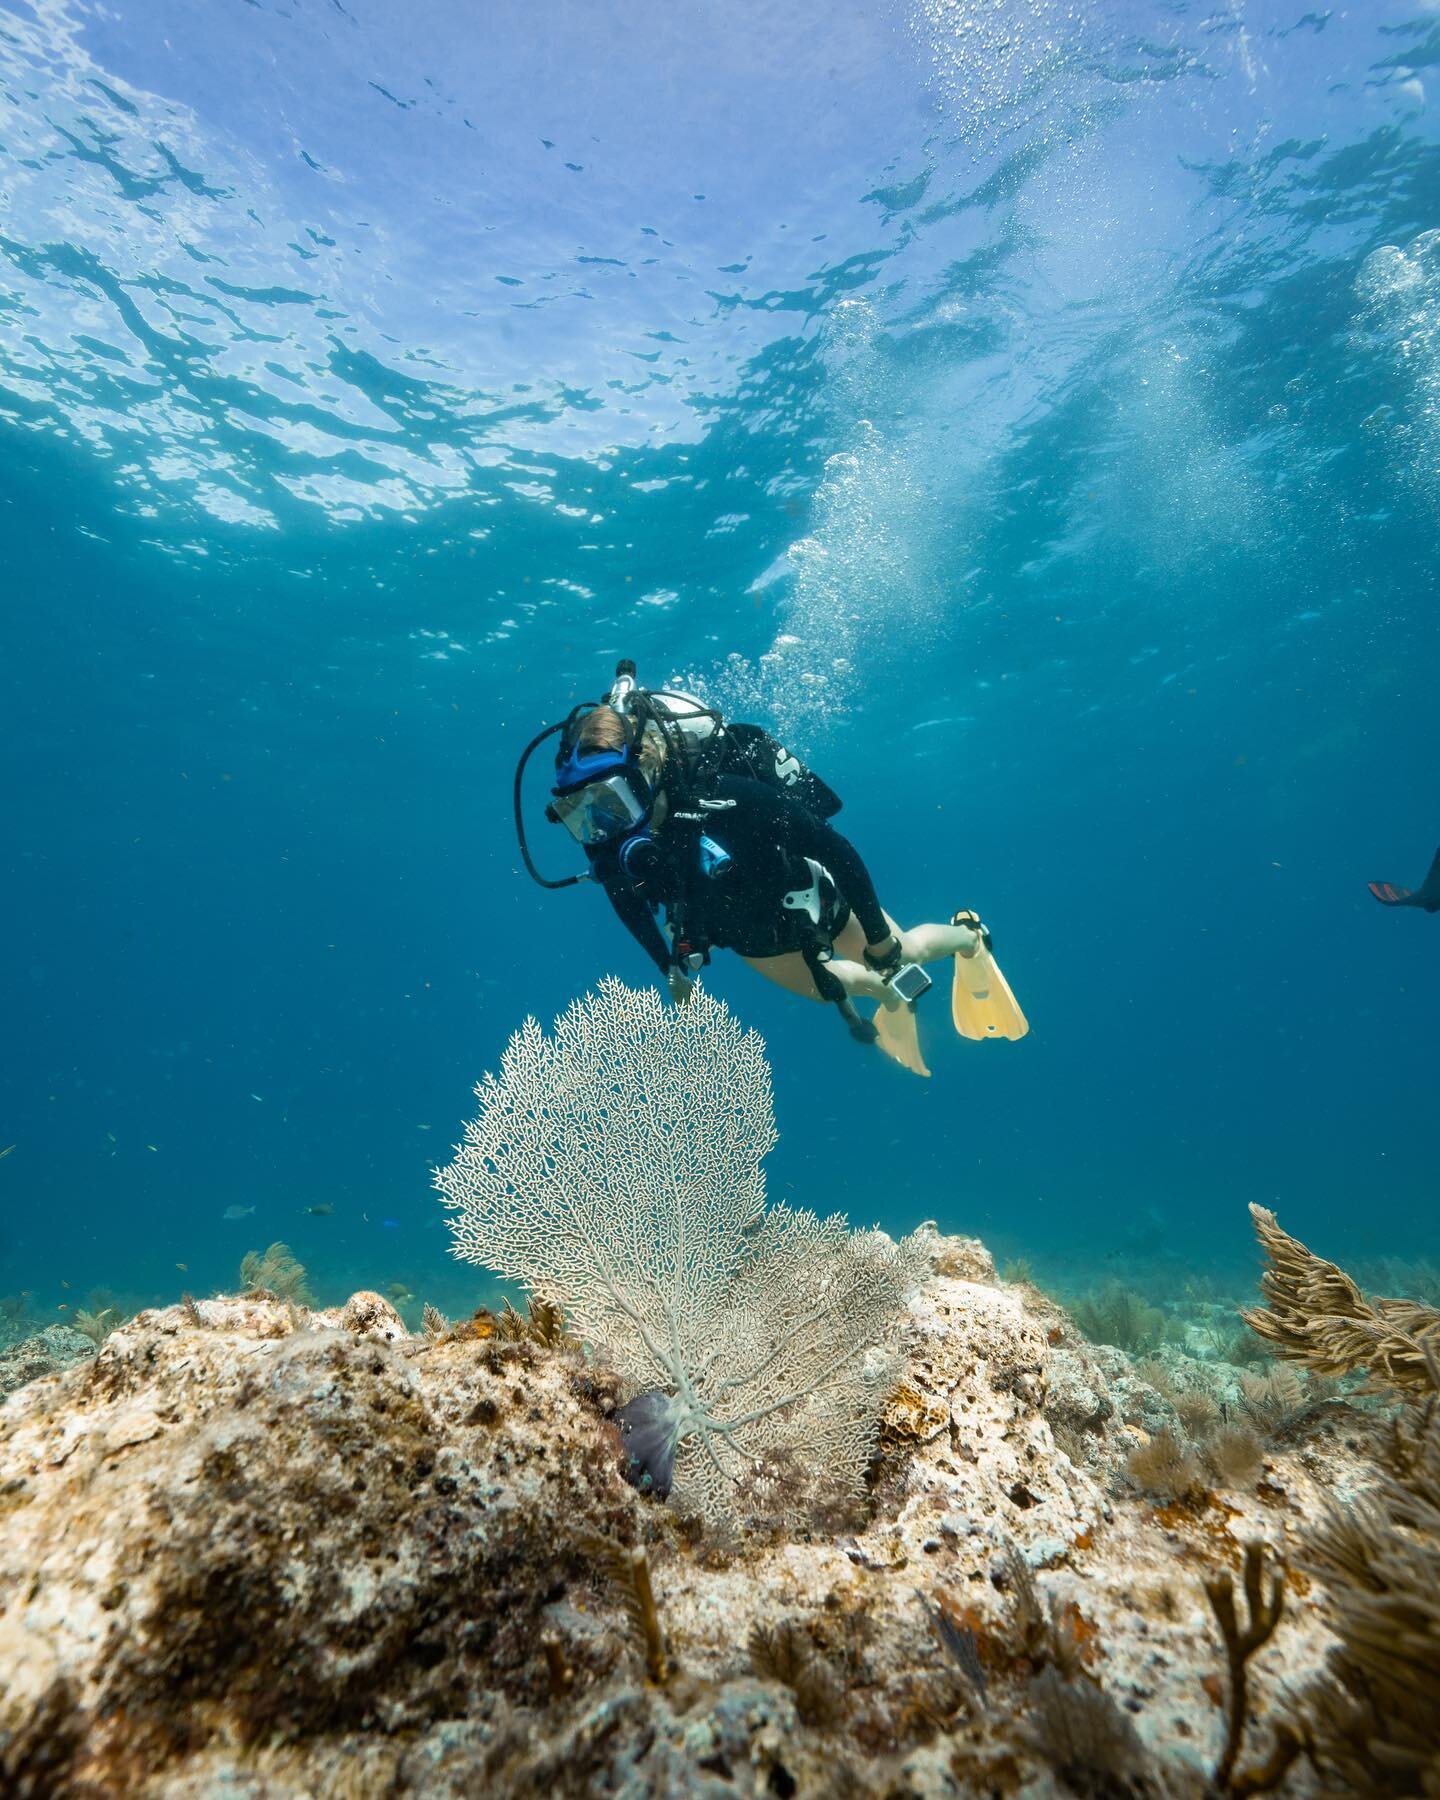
[0,1240,1389,1797]
[0,1324,95,1404]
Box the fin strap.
[952,908,994,951]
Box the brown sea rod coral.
[1174,1388,1221,1437]
[436,979,927,1525]
[1239,1215,1440,1793]
[1242,1204,1440,1394]
[1204,1424,1265,1489]
[1070,1282,1169,1354]
[1021,1665,1161,1799]
[1203,1541,1294,1793]
[1237,1364,1310,1433]
[1125,1427,1205,1500]
[747,1620,846,1727]
[1298,1370,1440,1794]
[1133,1356,1176,1398]
[238,1242,314,1306]
[583,1536,670,1685]
[70,1307,116,1348]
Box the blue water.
[3,0,1438,1329]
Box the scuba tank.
[626,681,841,822]
[513,659,840,888]
[610,658,838,819]
[720,720,842,821]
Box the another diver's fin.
[873,1001,931,1077]
[1414,845,1440,911]
[1369,845,1440,912]
[951,919,1029,1042]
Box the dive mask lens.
[551,770,651,845]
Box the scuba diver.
[1369,845,1440,913]
[514,662,1028,1074]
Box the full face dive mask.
[548,742,655,846]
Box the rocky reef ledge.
[0,1233,1401,1797]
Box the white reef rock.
[0,1233,1371,1797]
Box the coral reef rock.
[0,1239,1377,1796]
[0,1324,95,1402]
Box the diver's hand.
[667,965,696,1006]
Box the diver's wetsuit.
[588,773,889,973]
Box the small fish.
[57,1303,68,1311]
[416,1123,431,1132]
[381,1218,400,1230]
[0,1144,14,1161]
[250,1093,263,1103]
[60,1280,69,1289]
[146,1144,158,1152]
[222,1204,256,1221]
[175,1262,188,1272]
[304,1203,334,1216]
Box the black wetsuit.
[589,773,889,973]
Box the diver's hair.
[578,706,667,782]
[577,706,627,753]
[637,724,667,783]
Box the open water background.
[3,0,1438,1324]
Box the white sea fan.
[436,977,925,1523]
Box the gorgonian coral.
[1242,1204,1440,1395]
[436,978,925,1523]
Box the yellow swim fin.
[951,927,1029,1042]
[873,1000,931,1077]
